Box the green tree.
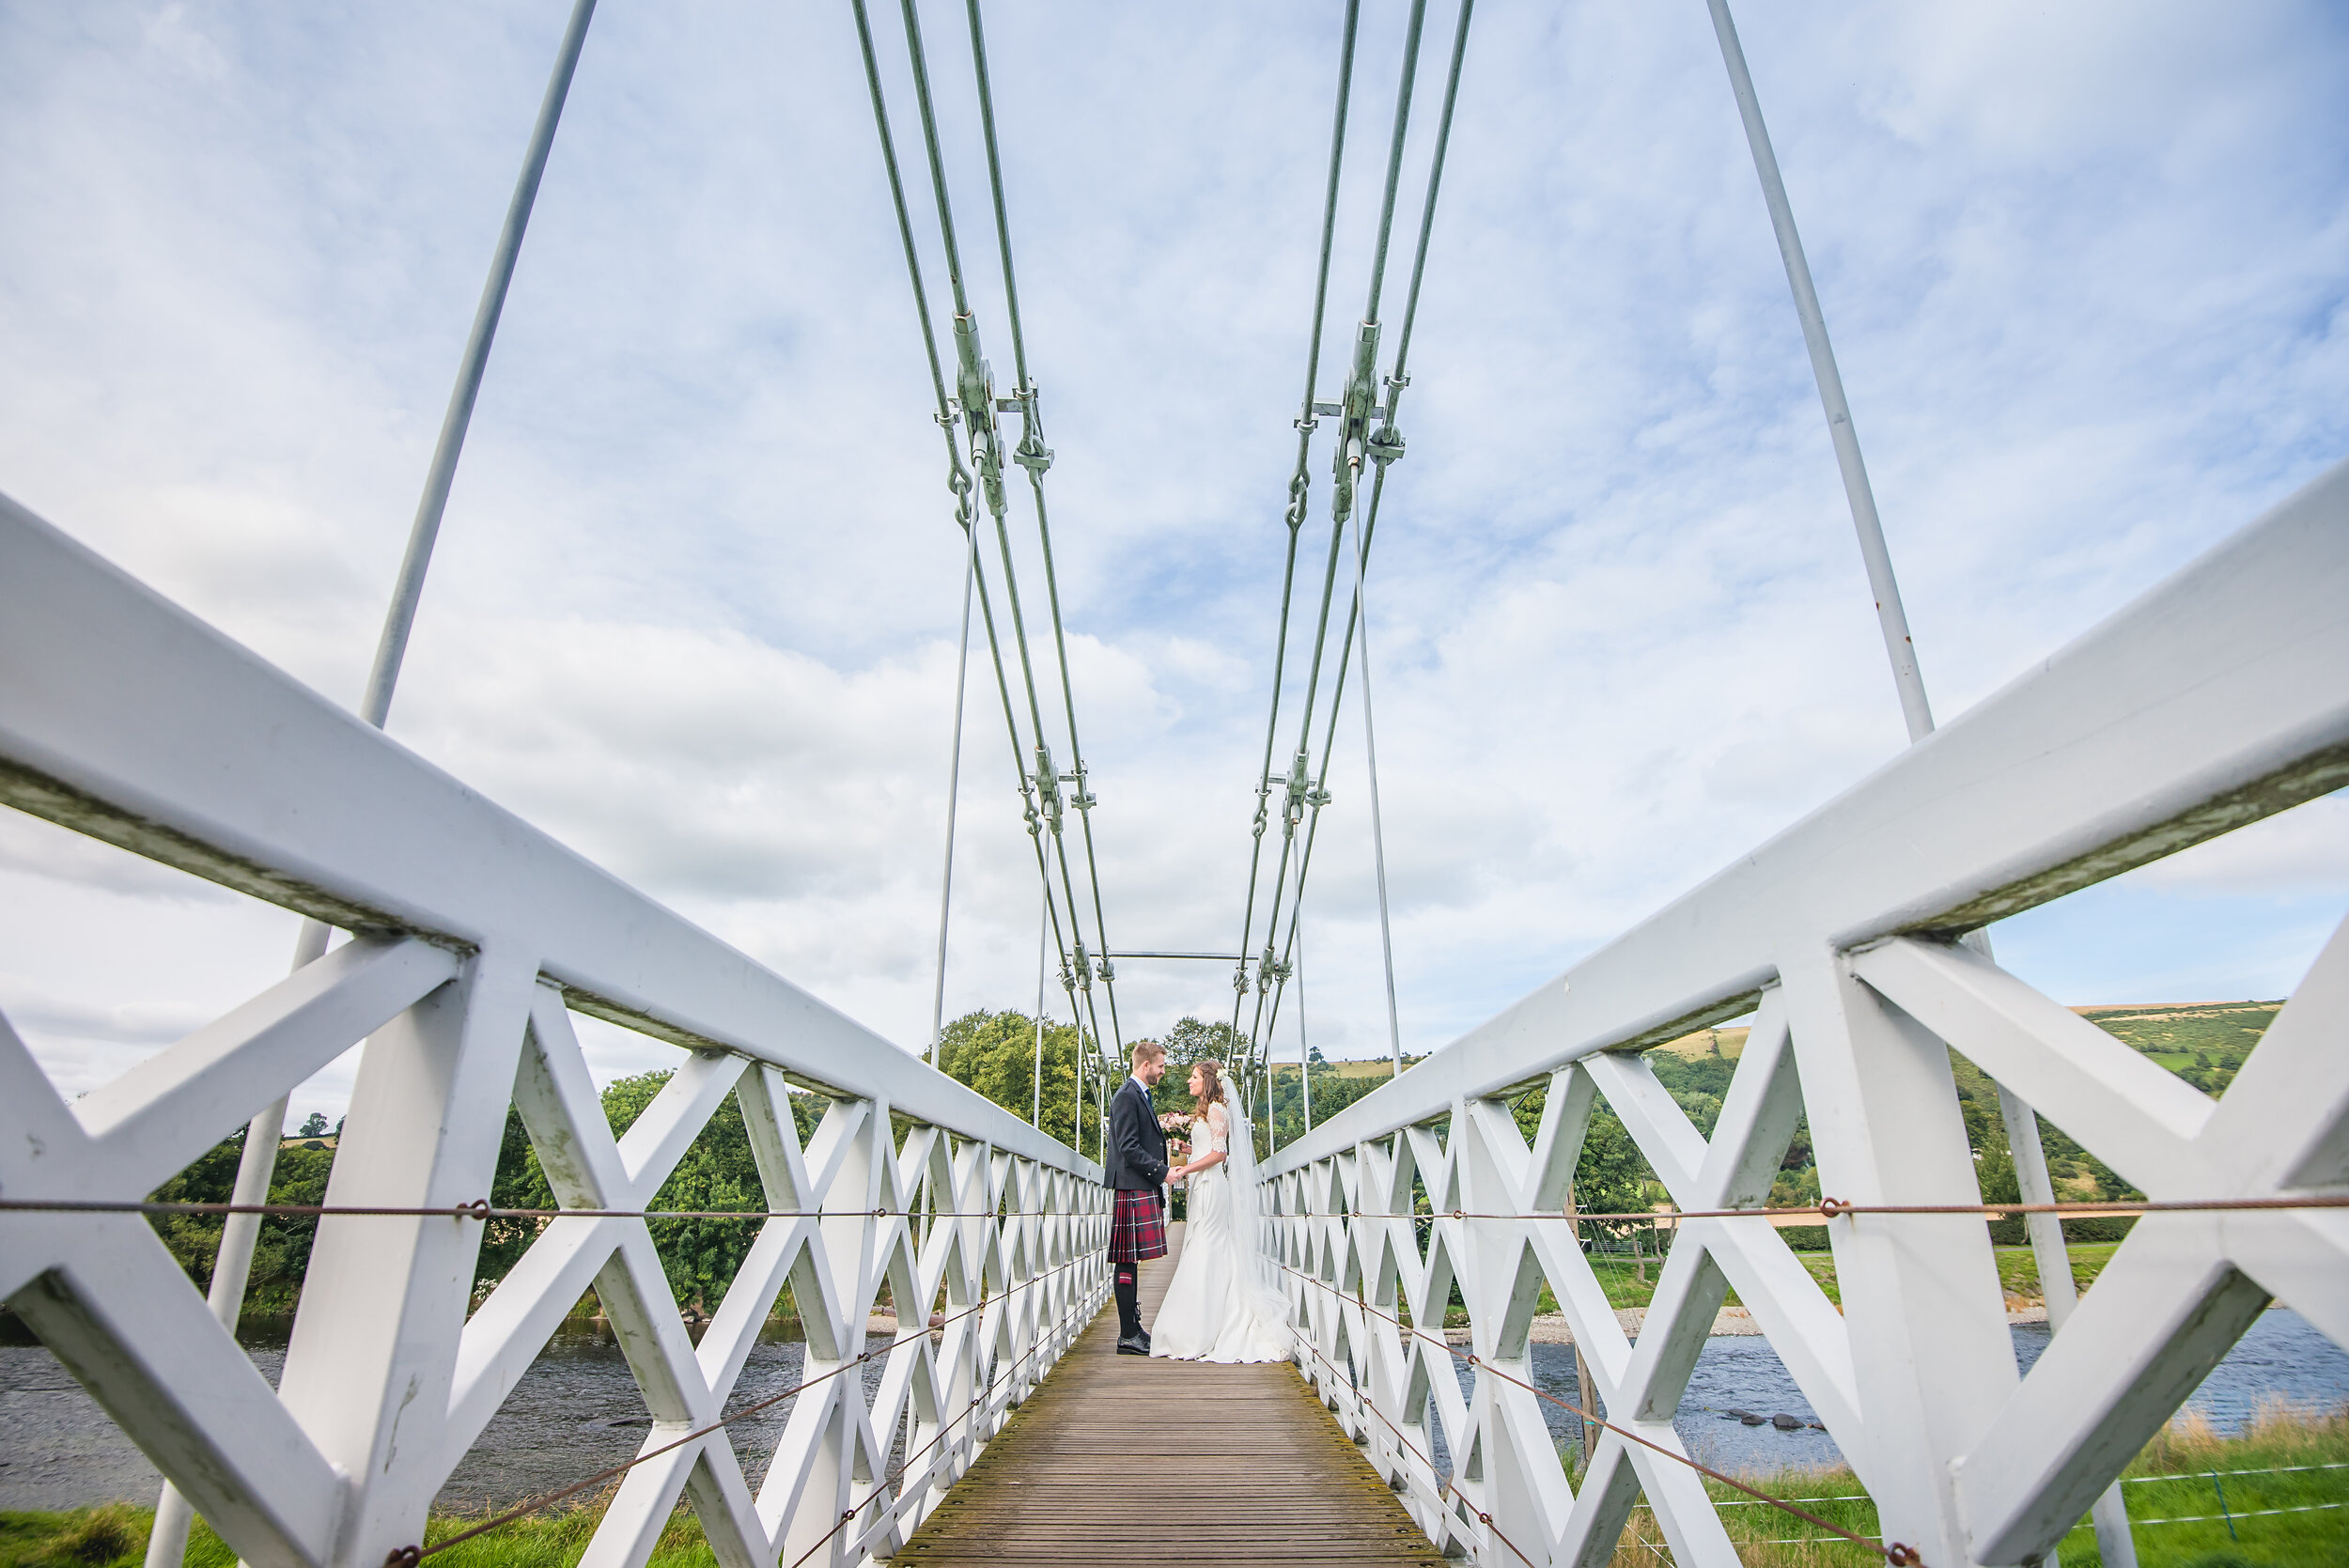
[147,1130,338,1313]
[936,1008,1103,1155]
[474,1066,826,1312]
[1151,1017,1244,1119]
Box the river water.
[3,1311,2341,1509]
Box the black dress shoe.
[1115,1334,1149,1356]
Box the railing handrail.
[0,489,1095,1176]
[1268,456,2349,1176]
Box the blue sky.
[2,1,2345,1119]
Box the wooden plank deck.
[897,1223,1442,1567]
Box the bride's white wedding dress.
[1148,1094,1292,1363]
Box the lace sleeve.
[1206,1102,1229,1154]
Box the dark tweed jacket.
[1103,1076,1169,1191]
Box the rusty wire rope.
[1275,1261,1925,1565]
[380,1250,1096,1567]
[0,1198,1084,1222]
[777,1306,1067,1568]
[1284,1191,2349,1225]
[1289,1324,1544,1567]
[13,1190,2337,1225]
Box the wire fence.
[381,1250,1096,1568]
[0,1198,1075,1221]
[1276,1261,1926,1565]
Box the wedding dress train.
[1148,1094,1292,1364]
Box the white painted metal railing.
[1262,459,2349,1568]
[0,491,1108,1568]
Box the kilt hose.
[1107,1187,1167,1263]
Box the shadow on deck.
[898,1222,1443,1567]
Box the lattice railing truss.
[0,490,1107,1568]
[1263,459,2349,1567]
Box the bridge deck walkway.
[898,1222,1442,1567]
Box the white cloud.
[2,0,2344,1127]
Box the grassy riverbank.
[1573,1401,2347,1566]
[1473,1238,2123,1322]
[0,1500,724,1568]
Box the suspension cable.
[1231,0,1364,1039]
[898,0,1117,1061]
[850,0,1085,1044]
[1361,0,1430,325]
[965,0,1125,1055]
[929,530,977,1062]
[1240,0,1431,1061]
[1248,0,1475,1072]
[962,0,1031,388]
[1350,499,1402,1073]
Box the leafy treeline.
[145,1131,336,1313]
[140,1001,2245,1312]
[932,1008,1102,1155]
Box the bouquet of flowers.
[1158,1110,1192,1171]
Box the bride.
[1149,1060,1293,1363]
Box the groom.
[1104,1038,1170,1356]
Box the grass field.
[0,1500,724,1568]
[1574,1401,2348,1566]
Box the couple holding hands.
[1101,1038,1290,1362]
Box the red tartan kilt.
[1107,1188,1167,1262]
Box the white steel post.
[930,533,977,1064]
[1033,886,1048,1126]
[273,949,538,1566]
[1778,954,2018,1566]
[142,918,327,1568]
[1349,503,1405,1076]
[1705,0,1932,742]
[1297,923,1313,1134]
[2000,1083,2141,1565]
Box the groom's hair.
[1130,1039,1166,1068]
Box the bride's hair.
[1190,1059,1224,1119]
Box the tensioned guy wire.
[1707,7,2135,1560]
[145,10,601,1568]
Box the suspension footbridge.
[3,4,2346,1568]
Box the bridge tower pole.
[1707,3,2138,1560]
